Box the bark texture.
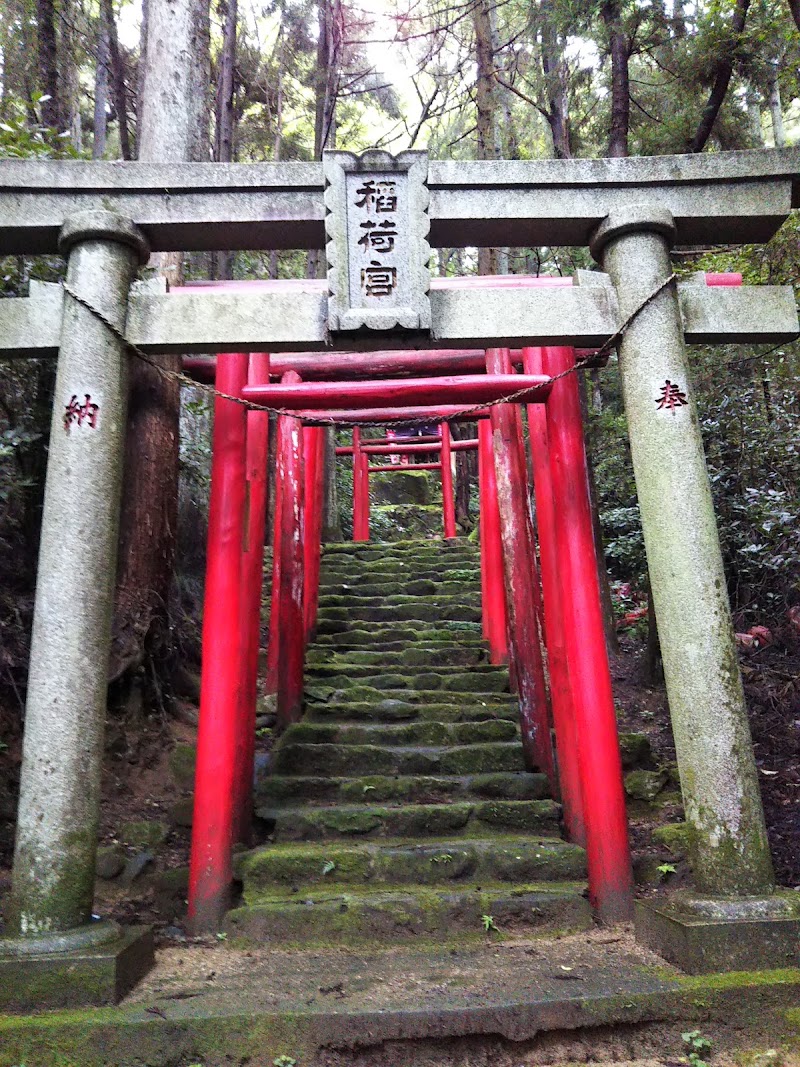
[103,0,132,160]
[36,0,63,132]
[114,0,210,680]
[602,0,630,157]
[539,0,572,158]
[689,0,751,153]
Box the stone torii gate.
[1,148,800,993]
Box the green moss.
[624,769,668,801]
[652,821,692,856]
[168,743,196,787]
[618,732,653,769]
[440,743,524,775]
[120,819,169,850]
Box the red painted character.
[63,393,99,431]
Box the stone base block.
[635,896,800,974]
[0,926,154,1011]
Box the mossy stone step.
[312,628,485,648]
[260,799,560,842]
[317,591,482,608]
[237,835,586,892]
[320,580,477,598]
[281,717,518,747]
[272,741,526,777]
[224,882,590,948]
[320,565,480,583]
[316,605,483,626]
[321,547,478,565]
[305,646,490,668]
[306,662,508,681]
[312,682,514,703]
[255,772,550,807]
[304,702,518,725]
[324,537,475,554]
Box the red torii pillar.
[265,371,306,731]
[352,428,370,541]
[486,347,556,787]
[303,425,325,643]
[233,352,271,846]
[189,351,248,933]
[522,346,585,848]
[440,422,457,539]
[478,419,508,664]
[543,345,633,923]
[275,409,306,731]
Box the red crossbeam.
[242,374,551,410]
[368,462,441,472]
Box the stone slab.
[1,279,796,356]
[1,147,799,252]
[635,899,800,974]
[1,935,799,1065]
[0,926,154,1011]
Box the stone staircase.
[226,537,590,948]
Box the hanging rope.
[61,273,678,426]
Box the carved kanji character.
[655,380,688,413]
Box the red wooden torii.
[181,271,741,932]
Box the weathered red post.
[274,398,306,732]
[189,351,248,932]
[486,347,556,787]
[352,427,370,541]
[303,425,325,643]
[440,422,457,538]
[543,345,633,923]
[233,352,270,845]
[522,346,585,847]
[478,419,509,664]
[368,461,441,472]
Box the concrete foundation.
[0,926,154,1011]
[636,896,800,974]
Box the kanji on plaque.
[361,262,397,298]
[64,393,100,431]
[655,380,688,413]
[358,219,398,253]
[324,149,431,332]
[354,179,398,214]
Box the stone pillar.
[591,205,774,897]
[8,210,148,942]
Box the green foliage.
[481,913,498,932]
[682,1028,713,1067]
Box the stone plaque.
[324,149,431,333]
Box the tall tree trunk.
[688,0,751,153]
[312,0,343,540]
[214,0,238,279]
[746,87,764,146]
[36,0,63,132]
[602,0,630,157]
[767,61,786,148]
[103,0,132,159]
[539,0,571,158]
[113,0,211,682]
[268,67,283,279]
[788,0,800,33]
[473,0,501,275]
[93,7,110,158]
